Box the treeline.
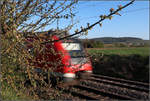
[82,40,104,48]
[91,37,143,44]
[81,37,149,48]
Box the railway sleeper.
[88,77,149,93]
[57,86,99,100]
[73,84,136,100]
[91,74,150,88]
[80,80,149,100]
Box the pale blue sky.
[44,0,149,40]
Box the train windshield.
[62,43,86,58]
[62,43,81,50]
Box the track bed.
[57,73,149,100]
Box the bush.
[0,33,62,100]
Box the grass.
[87,47,149,56]
[1,81,31,101]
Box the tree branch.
[42,0,135,44]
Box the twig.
[41,0,135,44]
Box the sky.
[73,0,149,40]
[44,0,149,40]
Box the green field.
[87,47,149,56]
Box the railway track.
[91,74,149,91]
[57,73,149,100]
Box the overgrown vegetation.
[0,0,78,100]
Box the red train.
[25,31,93,81]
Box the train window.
[62,43,81,50]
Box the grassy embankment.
[87,47,149,83]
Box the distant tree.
[91,41,104,48]
[114,42,127,47]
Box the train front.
[60,38,93,79]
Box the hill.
[80,37,149,48]
[90,37,147,44]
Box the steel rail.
[88,77,149,93]
[91,74,149,88]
